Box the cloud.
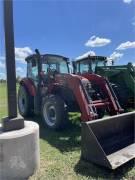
[116,41,135,50]
[16,67,24,73]
[0,47,33,64]
[0,61,5,69]
[108,51,123,61]
[0,59,26,78]
[76,50,96,60]
[15,47,33,63]
[0,56,5,61]
[85,35,111,47]
[16,66,26,78]
[0,73,6,80]
[123,0,133,4]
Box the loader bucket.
[81,111,135,169]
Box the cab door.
[27,58,38,87]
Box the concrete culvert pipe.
[0,121,40,180]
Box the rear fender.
[20,78,36,96]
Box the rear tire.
[42,95,68,130]
[18,85,33,117]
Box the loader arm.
[55,73,98,121]
[80,73,123,115]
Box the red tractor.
[18,49,123,130]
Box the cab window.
[27,60,38,81]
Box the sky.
[0,0,135,79]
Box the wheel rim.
[43,104,56,127]
[18,91,26,114]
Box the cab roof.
[75,55,107,63]
[25,54,69,62]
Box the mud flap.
[81,111,135,169]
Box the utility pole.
[3,0,17,118]
[3,0,24,131]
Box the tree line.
[0,76,21,83]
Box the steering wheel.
[48,68,58,74]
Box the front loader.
[74,55,135,169]
[18,50,135,169]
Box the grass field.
[0,83,8,118]
[0,83,135,180]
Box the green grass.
[0,83,135,180]
[0,83,8,118]
[30,117,135,180]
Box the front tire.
[18,85,33,117]
[42,95,68,130]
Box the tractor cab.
[74,56,107,74]
[25,53,70,85]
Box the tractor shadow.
[30,113,81,153]
[74,159,135,179]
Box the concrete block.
[0,121,40,180]
[2,117,24,132]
